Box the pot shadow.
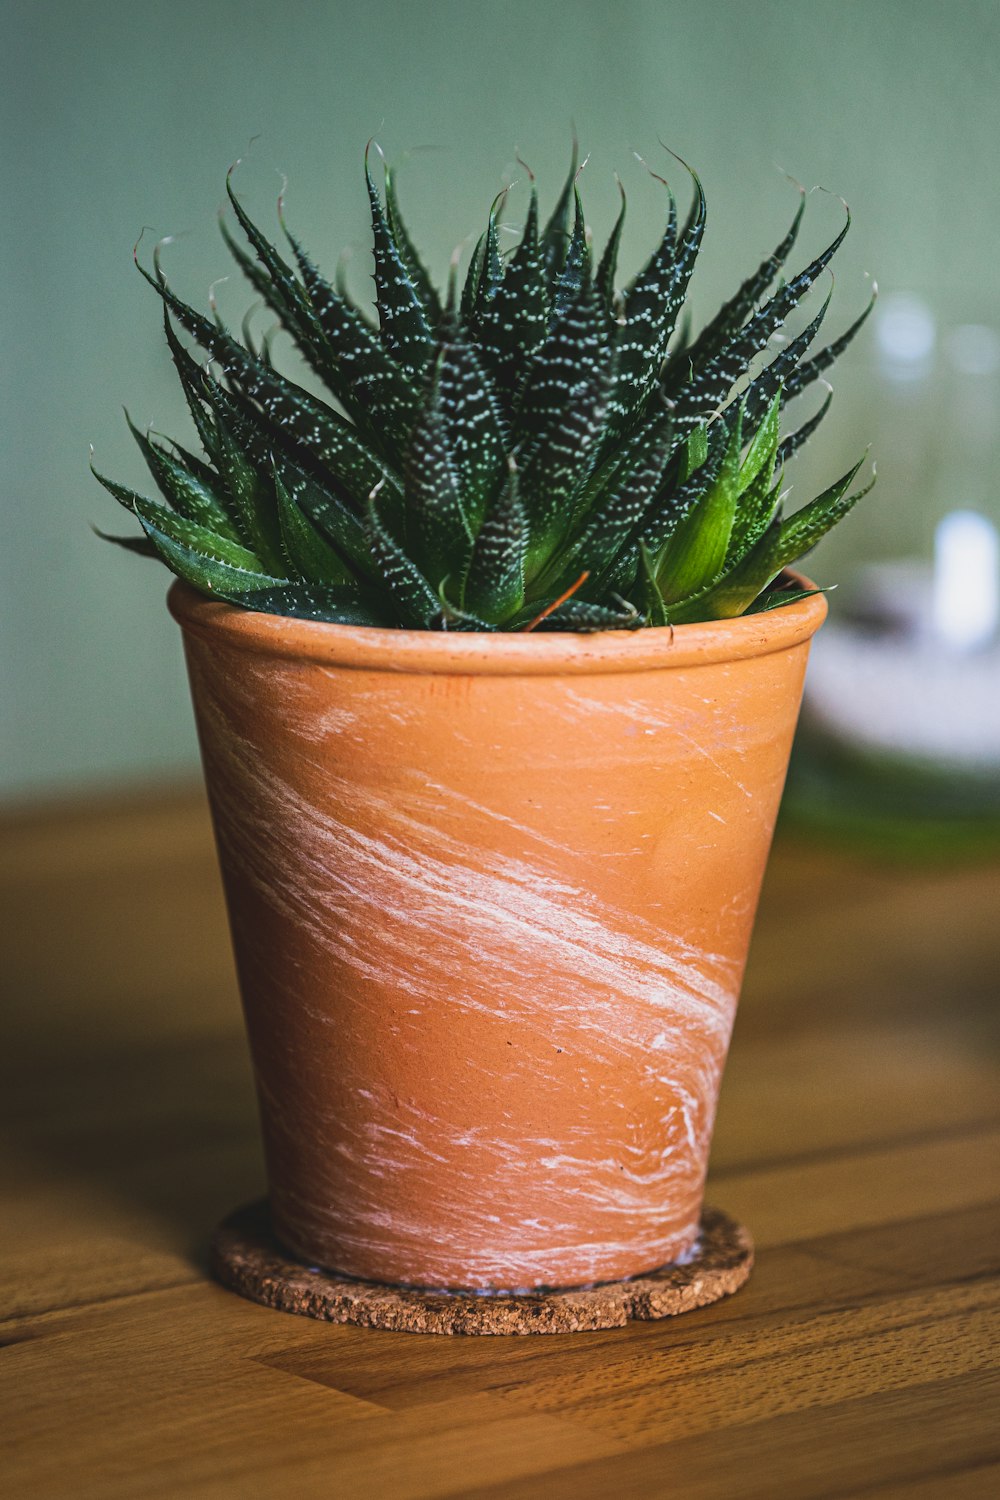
[4,1005,264,1274]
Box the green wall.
[3,0,998,798]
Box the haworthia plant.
[94,146,875,631]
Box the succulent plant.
[93,144,875,632]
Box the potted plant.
[94,143,874,1320]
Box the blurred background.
[2,0,999,827]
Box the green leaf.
[740,280,833,433]
[136,521,292,598]
[463,461,527,624]
[655,412,743,603]
[727,464,783,569]
[517,278,607,439]
[273,468,354,583]
[278,219,422,452]
[474,188,508,317]
[366,491,442,627]
[639,416,727,557]
[670,191,805,383]
[162,311,222,465]
[669,205,851,436]
[279,462,373,577]
[738,391,781,495]
[475,190,548,408]
[230,582,390,624]
[212,411,285,574]
[223,167,325,357]
[776,385,833,467]
[559,421,675,590]
[365,150,435,381]
[596,177,627,311]
[404,388,473,583]
[550,186,590,316]
[384,161,442,323]
[460,231,486,324]
[783,287,878,401]
[605,158,705,437]
[679,423,709,482]
[666,512,784,623]
[745,582,826,615]
[541,140,579,276]
[521,356,613,574]
[436,332,507,530]
[125,412,241,541]
[92,525,159,559]
[137,256,396,495]
[639,543,668,626]
[774,457,876,570]
[92,462,266,575]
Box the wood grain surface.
[2,785,998,1498]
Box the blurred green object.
[781,723,1000,860]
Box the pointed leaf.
[92,464,266,574]
[541,142,579,276]
[136,521,291,598]
[596,179,627,310]
[463,462,527,624]
[782,288,878,400]
[550,186,590,316]
[565,422,676,588]
[460,231,486,325]
[384,161,442,322]
[738,391,782,495]
[230,581,389,624]
[404,389,472,582]
[279,221,422,451]
[279,461,374,577]
[667,512,785,623]
[365,153,435,380]
[672,192,805,382]
[517,278,607,438]
[521,359,612,573]
[656,412,742,603]
[774,458,876,570]
[605,160,705,437]
[274,468,354,583]
[92,526,159,559]
[726,466,783,568]
[670,205,851,434]
[125,412,241,541]
[436,332,507,529]
[776,386,833,467]
[366,494,442,627]
[474,191,548,407]
[137,258,397,495]
[212,410,285,573]
[474,188,508,316]
[745,583,826,615]
[741,281,833,433]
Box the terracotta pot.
[170,578,826,1293]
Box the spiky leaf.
[463,462,527,623]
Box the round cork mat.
[211,1201,753,1335]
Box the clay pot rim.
[168,570,826,676]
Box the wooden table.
[2,787,998,1498]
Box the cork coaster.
[211,1201,753,1335]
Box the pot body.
[171,583,826,1292]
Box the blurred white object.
[875,293,936,382]
[806,525,1000,772]
[931,510,999,652]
